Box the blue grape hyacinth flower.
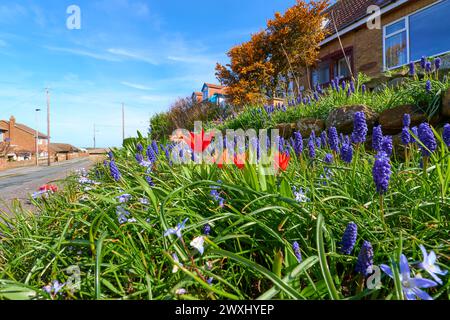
[292,241,302,263]
[372,152,391,195]
[418,123,437,157]
[372,125,383,152]
[443,123,450,147]
[355,240,374,277]
[340,222,358,255]
[328,127,339,153]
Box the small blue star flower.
[164,218,189,239]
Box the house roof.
[15,123,48,139]
[325,0,393,34]
[0,119,48,138]
[193,91,203,96]
[202,83,225,90]
[49,143,80,153]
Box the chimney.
[9,116,15,144]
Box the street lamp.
[35,108,41,166]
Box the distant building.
[0,116,48,161]
[201,83,227,105]
[191,91,203,103]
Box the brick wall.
[2,117,49,155]
[299,0,439,90]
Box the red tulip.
[39,184,58,192]
[183,129,214,153]
[233,153,246,170]
[274,152,290,172]
[215,150,231,169]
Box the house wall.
[0,118,49,155]
[299,0,439,90]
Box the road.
[0,158,94,213]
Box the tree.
[216,0,329,106]
[216,30,274,107]
[0,140,11,159]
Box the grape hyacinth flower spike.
[340,222,358,255]
[355,241,374,277]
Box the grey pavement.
[0,158,94,213]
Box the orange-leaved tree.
[216,30,274,107]
[216,0,329,107]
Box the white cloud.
[121,81,152,91]
[44,46,121,62]
[107,48,159,65]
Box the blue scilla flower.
[443,124,450,147]
[340,222,358,255]
[372,125,383,152]
[425,62,432,73]
[328,127,339,152]
[313,92,319,101]
[108,151,114,160]
[361,84,366,94]
[164,218,189,239]
[350,81,355,93]
[381,254,437,300]
[340,143,353,164]
[341,80,346,91]
[355,240,374,277]
[381,136,393,157]
[417,245,448,285]
[324,153,333,164]
[352,111,368,144]
[372,152,391,195]
[347,87,352,98]
[136,143,144,153]
[109,160,121,181]
[292,241,302,263]
[418,123,437,157]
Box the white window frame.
[383,0,448,71]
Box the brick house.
[200,83,227,105]
[191,91,203,103]
[0,116,48,160]
[300,0,450,90]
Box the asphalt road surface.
[0,158,94,213]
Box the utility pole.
[35,108,41,166]
[93,123,96,149]
[122,103,125,142]
[46,88,51,166]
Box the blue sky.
[0,0,296,147]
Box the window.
[384,0,450,69]
[202,88,208,101]
[384,19,408,69]
[409,0,450,61]
[0,131,3,142]
[312,64,330,86]
[311,49,353,86]
[334,58,351,79]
